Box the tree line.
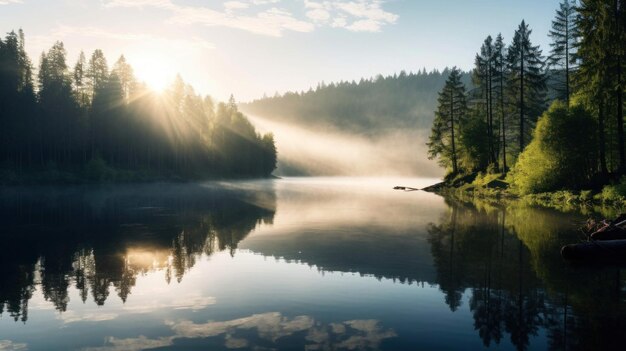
[241,69,472,134]
[0,30,277,182]
[428,0,625,194]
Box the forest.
[241,69,472,134]
[427,0,625,196]
[0,31,277,183]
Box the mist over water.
[247,114,443,177]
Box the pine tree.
[73,51,89,108]
[16,29,34,95]
[577,0,626,173]
[548,0,579,105]
[472,36,498,166]
[112,55,136,103]
[428,68,468,174]
[37,41,77,165]
[507,20,547,153]
[86,49,108,103]
[493,34,509,171]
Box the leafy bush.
[85,156,112,181]
[600,177,626,203]
[458,111,490,172]
[510,101,597,194]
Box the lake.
[1,178,625,350]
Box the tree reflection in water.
[428,197,626,351]
[0,182,276,322]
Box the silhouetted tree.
[428,68,468,174]
[548,0,579,105]
[507,21,547,153]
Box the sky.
[0,0,560,102]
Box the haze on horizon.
[1,0,557,102]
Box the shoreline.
[422,174,626,216]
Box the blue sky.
[0,0,559,101]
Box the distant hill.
[241,68,472,135]
[239,69,471,177]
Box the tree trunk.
[565,9,570,107]
[599,99,609,176]
[520,46,525,153]
[500,61,507,172]
[616,0,625,173]
[450,93,458,174]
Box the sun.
[129,55,176,92]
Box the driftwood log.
[393,186,420,192]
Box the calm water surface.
[0,178,625,350]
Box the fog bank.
[247,115,443,177]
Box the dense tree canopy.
[0,30,277,182]
[241,69,472,134]
[428,0,626,194]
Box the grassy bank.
[425,172,626,215]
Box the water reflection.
[0,182,275,322]
[427,198,626,351]
[82,313,396,351]
[1,179,626,351]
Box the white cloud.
[224,1,249,11]
[102,0,398,36]
[103,0,174,10]
[83,336,174,351]
[0,0,22,5]
[303,0,397,32]
[346,19,381,32]
[306,8,331,23]
[85,313,397,351]
[251,0,280,4]
[168,6,314,37]
[58,311,119,324]
[28,25,214,56]
[335,1,398,23]
[54,294,215,327]
[331,16,348,28]
[0,340,28,351]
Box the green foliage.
[458,111,490,172]
[242,68,472,133]
[548,0,578,104]
[427,67,468,174]
[507,20,547,153]
[0,31,278,183]
[85,156,112,181]
[510,101,597,194]
[576,0,626,173]
[600,177,626,203]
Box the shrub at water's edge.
[509,102,597,195]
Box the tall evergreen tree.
[428,68,468,174]
[16,29,34,95]
[548,0,579,105]
[472,36,498,166]
[577,0,626,173]
[507,20,547,154]
[86,49,108,103]
[112,55,135,103]
[0,30,277,181]
[493,34,509,172]
[37,41,79,164]
[73,51,89,108]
